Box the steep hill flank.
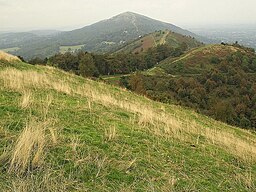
[0,59,255,191]
[116,30,203,54]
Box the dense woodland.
[29,44,186,77]
[122,46,256,130]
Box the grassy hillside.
[59,45,85,54]
[0,51,21,62]
[0,58,256,191]
[157,44,252,75]
[116,30,203,54]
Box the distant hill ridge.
[0,12,206,59]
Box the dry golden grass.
[9,117,57,174]
[20,90,33,109]
[125,158,136,173]
[9,120,47,174]
[70,136,80,155]
[235,169,254,189]
[41,94,53,119]
[79,85,256,162]
[8,169,74,192]
[0,51,21,62]
[203,127,256,162]
[0,69,49,91]
[52,81,72,95]
[105,125,117,141]
[0,126,7,137]
[48,127,57,145]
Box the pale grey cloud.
[0,0,255,31]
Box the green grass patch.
[59,44,84,54]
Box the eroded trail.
[159,31,170,45]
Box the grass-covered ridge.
[158,44,251,75]
[116,30,202,54]
[0,59,256,191]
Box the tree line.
[27,44,186,77]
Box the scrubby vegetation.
[121,44,256,130]
[116,30,202,54]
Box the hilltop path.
[159,30,170,45]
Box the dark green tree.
[79,54,99,77]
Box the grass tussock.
[20,90,33,109]
[105,125,117,141]
[8,170,75,192]
[8,119,57,174]
[41,94,53,119]
[9,120,46,174]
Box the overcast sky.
[1,0,256,31]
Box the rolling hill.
[0,53,256,191]
[0,32,39,50]
[116,29,203,54]
[0,12,206,59]
[120,44,256,130]
[155,44,254,75]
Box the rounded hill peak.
[111,11,140,21]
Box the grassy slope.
[0,59,256,191]
[59,45,85,54]
[116,30,202,54]
[0,51,21,62]
[157,44,245,75]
